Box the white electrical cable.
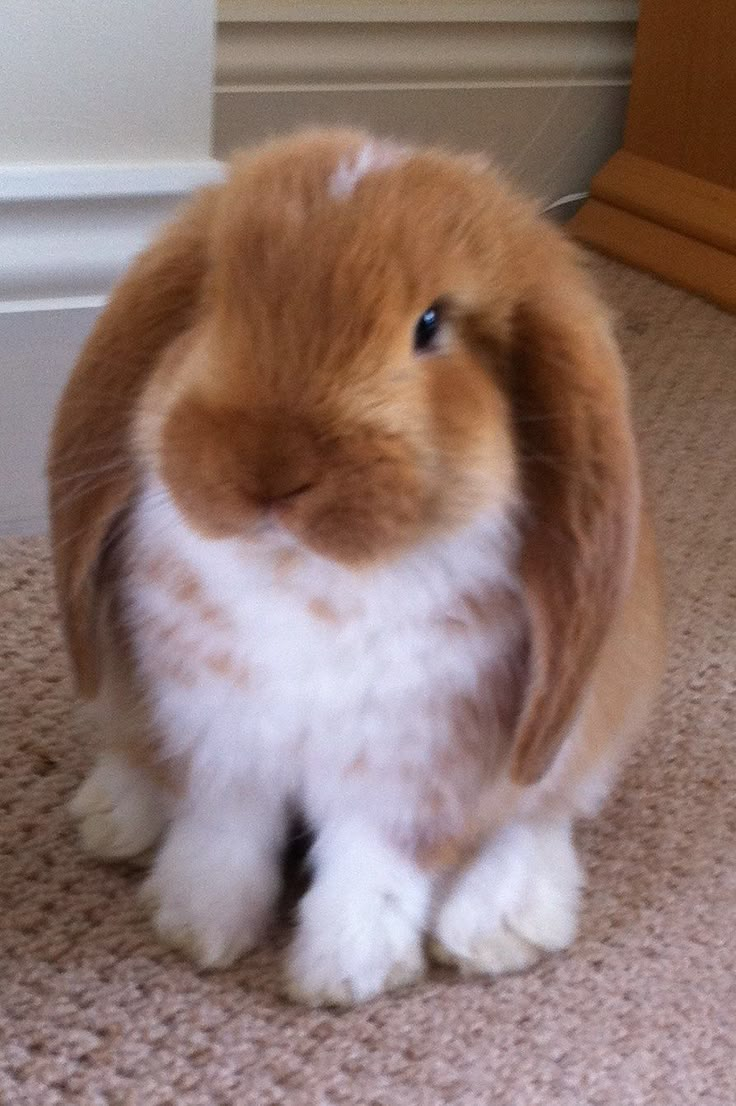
[542,191,590,213]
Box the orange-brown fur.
[48,127,664,806]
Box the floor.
[1,255,734,1105]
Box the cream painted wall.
[215,1,639,204]
[0,0,213,163]
[0,1,218,535]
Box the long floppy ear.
[504,254,641,785]
[47,185,220,697]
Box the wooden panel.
[569,200,736,314]
[571,0,736,312]
[624,0,736,188]
[589,150,736,255]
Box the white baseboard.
[217,12,635,89]
[215,2,636,203]
[0,305,102,536]
[0,159,223,534]
[0,159,224,313]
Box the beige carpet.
[1,256,735,1105]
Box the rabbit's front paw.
[430,820,582,976]
[142,814,281,970]
[69,754,167,861]
[285,825,430,1006]
[287,884,425,1006]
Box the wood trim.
[570,200,736,314]
[581,150,736,255]
[569,0,736,313]
[622,0,736,189]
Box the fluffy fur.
[48,128,665,1005]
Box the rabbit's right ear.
[502,257,640,786]
[47,185,220,697]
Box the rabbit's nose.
[233,405,322,510]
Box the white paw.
[143,816,280,970]
[69,755,168,860]
[287,886,425,1007]
[286,826,429,1006]
[431,821,582,977]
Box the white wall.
[0,0,213,163]
[0,1,219,535]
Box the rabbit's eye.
[413,303,444,354]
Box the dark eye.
[413,302,443,353]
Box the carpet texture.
[1,257,735,1105]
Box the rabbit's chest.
[124,482,518,818]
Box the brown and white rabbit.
[48,129,665,1006]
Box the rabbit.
[48,128,665,1006]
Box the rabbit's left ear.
[47,185,219,697]
[500,260,641,785]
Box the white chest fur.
[120,480,521,849]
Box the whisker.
[537,94,617,201]
[507,83,575,180]
[49,458,130,489]
[50,477,129,519]
[48,439,133,472]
